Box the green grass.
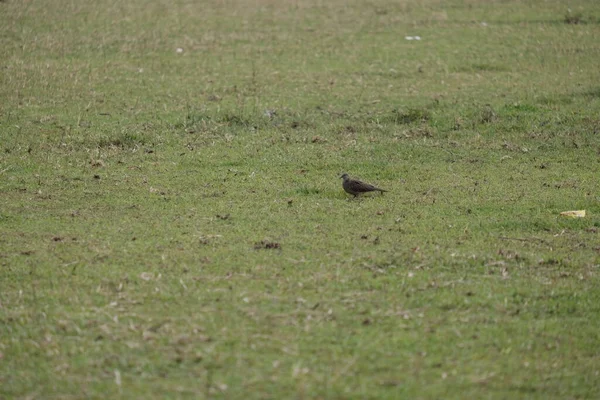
[1,0,600,398]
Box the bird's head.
[340,173,349,180]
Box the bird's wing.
[351,180,377,191]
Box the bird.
[340,173,388,197]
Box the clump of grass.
[178,110,266,133]
[219,112,253,127]
[582,87,600,98]
[503,103,538,113]
[564,11,583,24]
[296,187,320,195]
[96,131,146,149]
[182,111,212,128]
[478,104,497,124]
[376,108,431,125]
[289,120,315,130]
[455,63,509,73]
[254,239,281,250]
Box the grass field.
[1,0,600,398]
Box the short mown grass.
[1,0,600,398]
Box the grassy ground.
[1,0,600,398]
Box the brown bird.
[340,173,387,197]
